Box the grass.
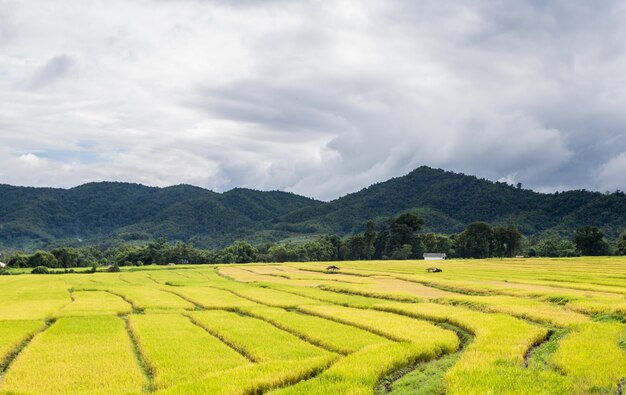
[298,304,459,348]
[56,291,132,317]
[104,285,195,311]
[1,257,625,394]
[188,310,335,362]
[238,305,391,354]
[551,322,626,394]
[128,313,249,390]
[374,302,572,394]
[386,351,461,395]
[217,283,321,308]
[162,286,258,309]
[0,316,145,394]
[158,357,335,395]
[270,342,446,395]
[0,320,46,371]
[0,277,70,320]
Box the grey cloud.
[29,54,75,90]
[1,0,626,200]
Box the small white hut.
[0,262,7,269]
[423,253,446,261]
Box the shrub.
[31,266,50,274]
[107,263,120,273]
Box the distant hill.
[1,166,624,251]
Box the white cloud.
[0,0,625,199]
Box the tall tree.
[51,247,80,270]
[385,213,423,258]
[573,226,610,256]
[363,221,377,259]
[493,226,523,257]
[618,231,626,256]
[456,222,495,258]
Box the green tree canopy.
[573,226,610,256]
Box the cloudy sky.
[1,0,625,200]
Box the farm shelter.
[423,253,446,260]
[0,262,6,269]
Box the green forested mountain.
[1,167,624,251]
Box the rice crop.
[238,305,390,354]
[1,316,145,394]
[1,257,625,394]
[188,310,335,362]
[128,313,249,390]
[551,322,626,393]
[56,291,132,317]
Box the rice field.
[0,257,624,394]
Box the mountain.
[276,167,626,237]
[1,167,624,251]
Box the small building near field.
[423,253,446,261]
[0,262,7,269]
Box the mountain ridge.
[1,166,624,251]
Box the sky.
[1,0,625,201]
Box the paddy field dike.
[0,257,625,394]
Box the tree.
[385,213,423,258]
[7,252,29,268]
[456,222,495,258]
[344,235,366,260]
[618,231,626,256]
[221,241,258,263]
[528,239,579,257]
[573,226,610,256]
[51,247,79,270]
[493,226,523,258]
[27,251,58,268]
[362,221,377,259]
[268,244,290,262]
[391,244,412,260]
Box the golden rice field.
[0,257,625,394]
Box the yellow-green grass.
[56,291,132,317]
[238,305,390,354]
[1,258,626,394]
[316,276,590,327]
[223,265,373,287]
[0,277,70,320]
[0,320,45,368]
[551,322,626,394]
[106,285,195,311]
[376,302,571,394]
[271,342,449,395]
[188,310,335,362]
[162,286,258,309]
[0,316,145,395]
[217,284,321,308]
[298,304,459,348]
[158,357,334,395]
[264,283,387,308]
[302,260,626,316]
[128,313,249,390]
[434,294,589,327]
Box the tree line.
[1,213,625,271]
